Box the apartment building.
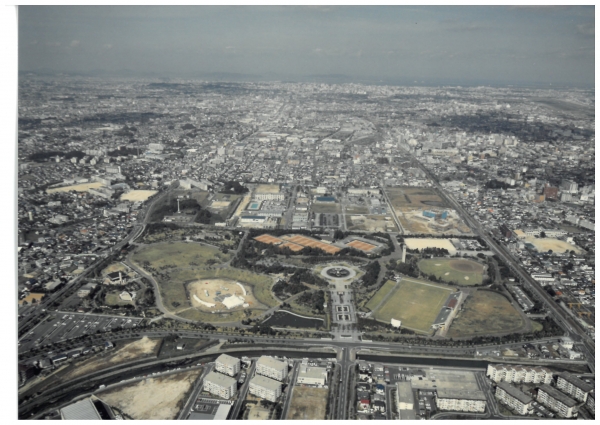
[486,364,553,384]
[203,371,237,400]
[537,384,578,419]
[556,372,594,403]
[435,389,487,413]
[495,381,533,415]
[248,375,282,402]
[215,354,241,377]
[256,356,288,381]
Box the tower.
[177,198,181,214]
[401,244,406,263]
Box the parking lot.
[19,312,143,353]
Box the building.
[215,354,241,377]
[435,389,487,413]
[555,372,594,403]
[296,364,328,386]
[256,356,288,381]
[248,375,282,402]
[585,393,594,415]
[396,381,415,410]
[423,210,436,218]
[486,364,553,384]
[60,398,104,420]
[203,371,237,399]
[537,384,578,418]
[543,185,559,201]
[495,381,533,415]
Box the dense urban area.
[17,76,594,420]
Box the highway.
[280,360,300,419]
[229,361,256,420]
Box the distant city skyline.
[19,6,595,87]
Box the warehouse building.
[435,389,487,413]
[248,375,282,402]
[215,354,241,377]
[203,371,237,400]
[495,381,533,415]
[537,384,578,418]
[296,363,328,386]
[395,381,416,419]
[555,372,594,403]
[256,356,288,381]
[60,397,107,420]
[486,364,553,384]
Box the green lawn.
[365,280,396,311]
[311,203,342,214]
[372,277,454,333]
[131,241,230,269]
[418,258,484,285]
[447,290,525,338]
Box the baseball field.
[120,190,158,202]
[418,258,485,285]
[370,277,454,333]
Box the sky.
[18,5,595,87]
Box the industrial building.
[203,371,238,400]
[486,364,553,384]
[248,375,282,402]
[435,389,486,413]
[256,356,288,381]
[60,397,107,420]
[395,381,416,419]
[296,363,328,386]
[555,372,594,403]
[215,354,241,377]
[495,381,533,415]
[536,384,579,418]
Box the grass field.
[131,242,230,269]
[447,290,525,338]
[312,203,342,213]
[345,205,370,214]
[105,292,135,306]
[120,190,158,202]
[287,387,329,420]
[386,187,447,209]
[365,280,396,311]
[418,258,484,285]
[531,321,543,332]
[47,182,105,193]
[404,238,457,254]
[371,277,454,333]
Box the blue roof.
[316,196,336,202]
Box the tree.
[540,231,546,238]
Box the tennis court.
[347,240,377,252]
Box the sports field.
[523,236,583,254]
[47,182,104,193]
[365,280,396,311]
[282,235,341,254]
[347,239,377,252]
[120,190,158,202]
[371,277,454,333]
[131,242,230,270]
[418,258,484,285]
[447,290,525,338]
[346,214,397,232]
[188,279,259,311]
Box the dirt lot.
[404,238,457,254]
[386,187,446,209]
[287,386,329,420]
[47,182,105,194]
[61,337,160,381]
[99,368,202,420]
[120,190,158,202]
[312,203,342,214]
[102,262,128,275]
[524,236,583,254]
[447,290,525,338]
[346,215,397,232]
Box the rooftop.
[216,353,240,368]
[60,398,102,420]
[538,384,578,407]
[496,381,534,404]
[250,374,283,391]
[256,356,287,371]
[204,371,237,387]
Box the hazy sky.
[19,6,595,86]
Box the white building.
[495,381,533,415]
[537,384,578,418]
[487,364,553,385]
[256,356,288,381]
[248,375,282,402]
[215,354,241,377]
[435,389,487,413]
[296,364,327,386]
[556,372,594,403]
[203,371,237,399]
